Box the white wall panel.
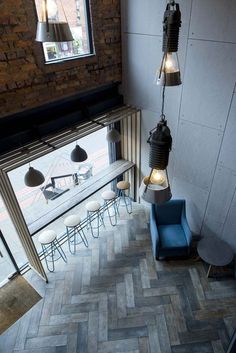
[172,177,209,234]
[122,34,150,109]
[190,0,236,43]
[221,191,236,251]
[180,40,236,130]
[219,93,236,170]
[174,120,223,191]
[204,166,236,223]
[201,215,224,238]
[121,0,192,36]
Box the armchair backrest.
[154,199,186,225]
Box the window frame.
[34,0,95,65]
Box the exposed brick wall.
[0,0,122,117]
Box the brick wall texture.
[0,0,122,117]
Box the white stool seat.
[64,215,81,227]
[86,201,101,212]
[117,180,130,190]
[101,190,116,200]
[38,230,57,245]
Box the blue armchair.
[150,199,192,260]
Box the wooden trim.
[0,170,48,281]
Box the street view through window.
[35,0,92,62]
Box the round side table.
[197,236,234,278]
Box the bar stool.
[85,201,105,238]
[64,215,88,254]
[117,180,132,214]
[101,190,119,226]
[38,230,67,272]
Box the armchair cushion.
[158,224,188,249]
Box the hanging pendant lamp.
[140,117,172,204]
[36,0,74,42]
[70,144,88,163]
[155,1,182,86]
[24,166,45,187]
[140,170,172,204]
[106,127,121,143]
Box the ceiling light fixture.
[155,1,182,86]
[70,143,88,163]
[24,166,45,187]
[140,115,172,204]
[89,119,121,144]
[36,0,74,43]
[106,126,121,143]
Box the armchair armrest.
[181,202,192,246]
[150,205,160,259]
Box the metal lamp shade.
[70,145,88,163]
[158,71,181,86]
[139,176,172,204]
[24,167,45,187]
[106,128,121,143]
[36,22,74,42]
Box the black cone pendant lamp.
[36,0,73,42]
[24,166,45,187]
[155,1,182,86]
[70,144,88,163]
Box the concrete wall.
[121,0,236,250]
[0,0,121,117]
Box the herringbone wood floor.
[0,204,236,353]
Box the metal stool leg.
[117,189,132,214]
[77,225,89,248]
[67,226,76,255]
[99,209,106,229]
[42,244,55,273]
[54,239,67,263]
[105,200,117,226]
[124,190,132,214]
[87,210,104,239]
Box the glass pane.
[8,128,109,232]
[0,196,27,272]
[0,234,17,286]
[35,0,92,62]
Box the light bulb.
[150,170,166,185]
[47,0,58,19]
[164,53,176,73]
[154,52,181,86]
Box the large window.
[8,128,109,226]
[35,0,93,63]
[8,129,109,231]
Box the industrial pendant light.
[24,166,45,187]
[106,126,121,143]
[155,1,182,86]
[140,116,172,204]
[70,143,88,163]
[36,0,74,42]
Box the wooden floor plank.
[0,204,235,353]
